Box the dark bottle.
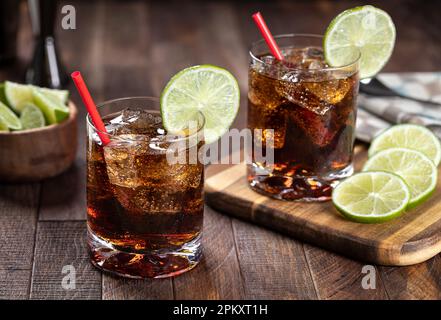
[26,0,68,88]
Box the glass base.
[88,228,202,279]
[247,163,354,202]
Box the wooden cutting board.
[205,146,441,266]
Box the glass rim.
[249,33,361,71]
[86,96,205,143]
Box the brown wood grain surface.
[0,0,440,300]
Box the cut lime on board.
[0,101,22,130]
[20,103,46,130]
[363,148,437,208]
[323,5,396,79]
[332,171,410,223]
[4,81,33,114]
[0,116,9,132]
[369,124,441,166]
[160,65,240,144]
[33,88,69,125]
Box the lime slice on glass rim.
[33,88,70,125]
[363,148,438,208]
[0,101,22,130]
[369,124,441,166]
[332,171,410,223]
[323,5,396,79]
[20,103,46,130]
[160,65,240,144]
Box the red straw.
[252,12,284,61]
[71,71,110,146]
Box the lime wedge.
[0,101,22,130]
[160,65,240,144]
[4,81,33,114]
[363,148,437,208]
[32,88,69,124]
[0,116,9,132]
[323,5,396,79]
[369,124,441,166]
[333,171,410,223]
[0,83,8,105]
[37,87,69,105]
[20,103,46,130]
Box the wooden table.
[1,0,440,300]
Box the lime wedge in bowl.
[20,103,46,130]
[323,5,396,79]
[369,124,441,166]
[160,65,240,144]
[33,88,70,124]
[4,81,34,114]
[363,148,437,208]
[0,101,22,130]
[332,171,410,223]
[0,116,9,132]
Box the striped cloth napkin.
[356,72,441,142]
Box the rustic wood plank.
[173,206,245,299]
[30,221,101,299]
[0,183,40,299]
[39,162,86,221]
[232,218,317,300]
[379,255,441,299]
[304,244,389,300]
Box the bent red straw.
[252,12,284,61]
[71,71,110,145]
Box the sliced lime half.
[0,101,22,130]
[332,171,410,223]
[323,5,396,79]
[369,124,441,166]
[363,148,437,208]
[160,65,240,144]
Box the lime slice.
[20,103,46,130]
[363,148,437,208]
[369,124,441,166]
[0,116,9,132]
[32,88,70,124]
[160,65,240,144]
[333,171,410,223]
[4,81,33,114]
[323,5,396,79]
[0,101,22,130]
[37,87,69,105]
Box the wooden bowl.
[0,102,78,182]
